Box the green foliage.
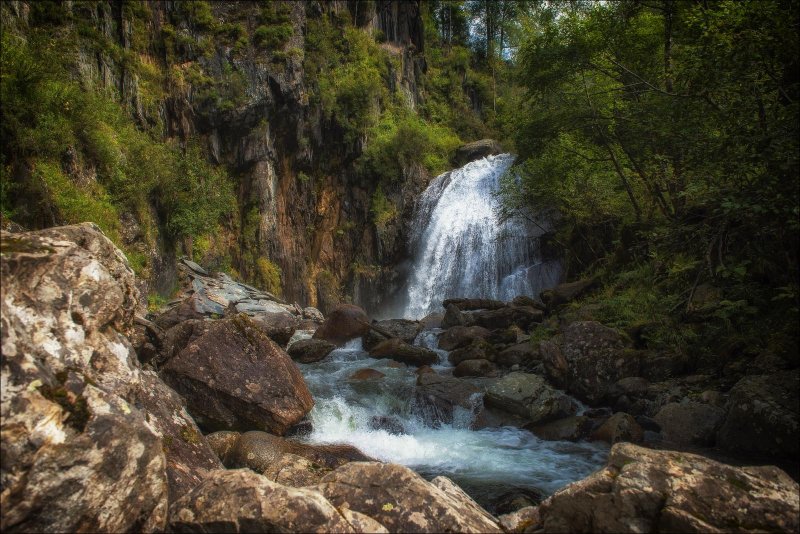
[360,106,461,182]
[370,186,397,231]
[181,1,217,32]
[255,257,282,296]
[253,24,293,50]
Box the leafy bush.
[253,24,293,50]
[256,257,282,296]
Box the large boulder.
[530,415,592,442]
[590,412,644,444]
[362,319,422,350]
[368,337,438,367]
[717,370,799,458]
[160,314,314,434]
[441,303,468,329]
[414,373,482,426]
[169,468,386,533]
[312,304,370,346]
[531,443,799,533]
[0,224,168,532]
[443,298,507,311]
[484,372,578,425]
[134,370,223,502]
[251,311,298,346]
[314,462,502,532]
[496,341,541,367]
[541,321,639,404]
[288,338,336,363]
[448,338,496,365]
[438,325,491,351]
[654,401,725,447]
[454,359,497,377]
[452,139,503,166]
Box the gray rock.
[288,338,336,363]
[533,443,799,533]
[485,372,578,425]
[540,278,596,308]
[442,303,467,329]
[654,401,724,447]
[438,325,491,351]
[448,338,496,365]
[454,359,497,377]
[717,370,799,458]
[453,139,503,166]
[472,306,544,330]
[303,306,325,322]
[313,304,370,346]
[530,415,592,441]
[496,341,541,367]
[414,373,483,426]
[251,311,298,345]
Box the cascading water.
[294,335,607,512]
[403,154,561,318]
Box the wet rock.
[315,462,502,532]
[590,412,644,444]
[438,325,491,351]
[472,306,544,330]
[511,295,546,310]
[370,415,406,435]
[415,373,482,426]
[530,415,592,441]
[454,359,497,377]
[533,442,799,533]
[498,506,540,533]
[453,138,503,166]
[496,341,540,367]
[134,370,223,502]
[717,370,799,458]
[448,338,496,365]
[541,321,639,404]
[368,337,438,367]
[285,419,314,438]
[168,469,370,533]
[0,224,167,532]
[492,488,543,515]
[288,338,336,363]
[471,405,530,430]
[312,304,370,346]
[350,368,386,380]
[362,319,422,350]
[654,401,724,447]
[539,278,596,309]
[251,311,298,345]
[160,314,314,434]
[485,372,579,425]
[441,303,467,329]
[420,312,443,329]
[443,297,507,311]
[225,431,372,472]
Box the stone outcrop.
[0,224,167,532]
[541,321,638,404]
[314,462,502,533]
[484,372,578,425]
[530,443,799,533]
[313,304,371,346]
[160,314,314,434]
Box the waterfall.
[403,154,561,319]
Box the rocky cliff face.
[2,0,432,314]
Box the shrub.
[253,24,293,50]
[256,257,282,296]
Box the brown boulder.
[314,462,502,532]
[453,359,497,377]
[540,278,596,309]
[590,412,644,444]
[533,443,799,533]
[448,338,496,365]
[472,306,544,330]
[443,297,507,311]
[312,304,370,346]
[251,311,298,346]
[414,373,482,426]
[438,325,491,351]
[368,337,438,367]
[160,314,314,434]
[530,415,592,442]
[441,303,468,329]
[496,341,541,367]
[484,372,578,425]
[350,368,386,380]
[362,319,422,350]
[288,338,336,363]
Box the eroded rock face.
[314,462,502,533]
[160,314,314,434]
[0,224,168,532]
[169,469,376,533]
[717,370,799,458]
[541,321,638,405]
[484,372,578,425]
[312,304,370,346]
[533,443,800,533]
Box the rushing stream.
[296,155,607,512]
